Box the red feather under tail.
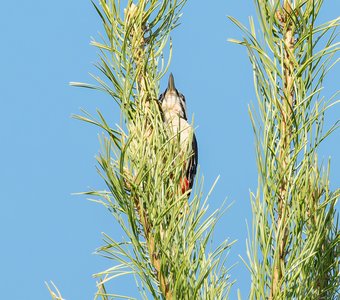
[180,177,190,194]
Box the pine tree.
[230,0,339,298]
[48,1,233,299]
[48,1,339,299]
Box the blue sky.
[1,1,339,299]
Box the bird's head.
[159,73,187,120]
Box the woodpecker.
[159,74,198,196]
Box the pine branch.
[230,0,339,298]
[64,1,234,299]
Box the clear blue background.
[1,1,339,299]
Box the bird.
[158,73,198,196]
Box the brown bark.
[125,3,173,299]
[270,1,295,299]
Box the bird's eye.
[180,94,186,102]
[159,92,164,102]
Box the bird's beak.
[167,73,176,92]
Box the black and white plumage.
[159,74,198,195]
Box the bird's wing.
[187,132,198,189]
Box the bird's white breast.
[161,94,185,117]
[163,112,192,147]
